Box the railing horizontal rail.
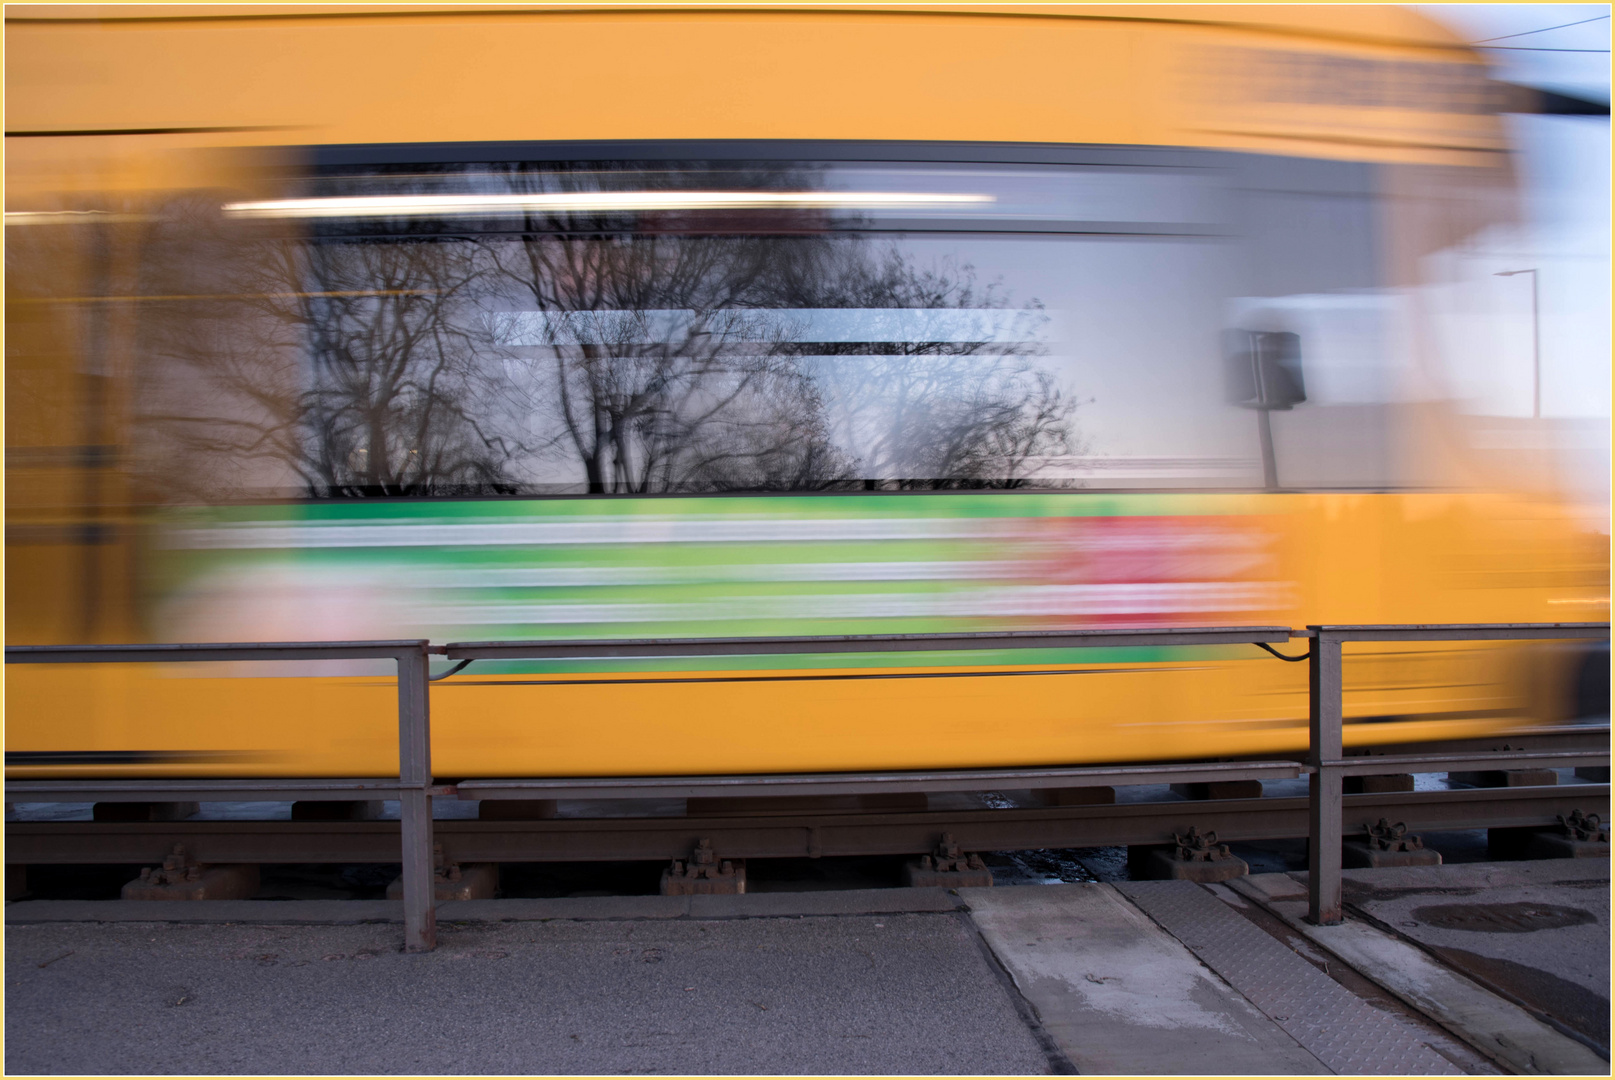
[453,760,1305,802]
[1309,750,1609,777]
[442,626,1297,661]
[4,780,458,802]
[1345,725,1609,756]
[5,640,430,664]
[1306,622,1609,642]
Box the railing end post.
[1307,629,1345,926]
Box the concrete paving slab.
[1331,858,1610,895]
[4,911,1053,1075]
[1231,872,1610,1076]
[1118,880,1462,1075]
[963,883,1330,1075]
[1332,861,1610,1056]
[1201,882,1500,1075]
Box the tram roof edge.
[4,4,1476,53]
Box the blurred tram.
[5,5,1608,780]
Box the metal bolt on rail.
[1131,823,1249,882]
[123,843,260,902]
[1519,807,1613,860]
[1339,818,1442,869]
[1557,809,1608,843]
[662,838,746,895]
[904,832,994,889]
[1360,819,1422,853]
[1172,825,1234,863]
[921,833,987,874]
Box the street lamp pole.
[1495,268,1540,419]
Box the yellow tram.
[5,5,1608,779]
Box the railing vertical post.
[395,645,436,953]
[1307,628,1344,925]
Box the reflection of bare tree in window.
[296,240,512,496]
[135,164,1085,501]
[135,199,303,503]
[488,242,853,493]
[486,163,854,494]
[490,162,1079,492]
[137,199,517,499]
[776,244,1082,488]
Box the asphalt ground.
[5,906,1055,1076]
[6,861,1608,1075]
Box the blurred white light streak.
[4,210,146,225]
[420,581,1283,625]
[163,517,1004,549]
[221,191,995,219]
[412,561,1015,588]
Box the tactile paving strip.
[1117,880,1461,1076]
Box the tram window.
[126,154,1407,501]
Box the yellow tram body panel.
[0,658,1549,781]
[5,5,1499,166]
[4,5,1606,781]
[5,493,1601,779]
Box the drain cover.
[1408,902,1597,933]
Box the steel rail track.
[7,784,1607,865]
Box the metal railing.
[6,622,1608,948]
[4,641,439,953]
[1303,623,1609,924]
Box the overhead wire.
[1469,14,1610,53]
[1469,14,1609,44]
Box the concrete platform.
[6,862,1608,1075]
